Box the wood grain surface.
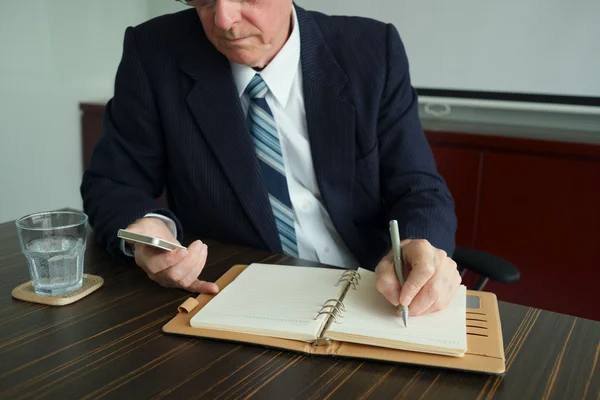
[0,217,598,400]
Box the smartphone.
[117,229,186,252]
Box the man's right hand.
[125,217,219,294]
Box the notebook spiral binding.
[312,270,361,346]
[335,270,361,289]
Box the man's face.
[194,0,293,69]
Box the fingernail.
[179,249,188,258]
[379,281,399,305]
[400,296,412,306]
[389,290,400,306]
[201,244,208,254]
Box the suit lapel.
[179,27,281,252]
[297,8,359,255]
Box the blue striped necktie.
[246,74,299,257]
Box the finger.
[375,252,401,306]
[180,242,209,288]
[146,272,177,289]
[442,275,461,309]
[143,247,188,275]
[135,246,163,274]
[418,276,461,316]
[419,298,441,316]
[398,242,436,307]
[162,240,204,284]
[434,264,462,312]
[408,277,440,315]
[425,258,461,313]
[410,260,461,315]
[188,280,219,294]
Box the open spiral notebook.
[163,264,506,374]
[189,263,467,356]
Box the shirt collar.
[230,5,300,108]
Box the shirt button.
[324,247,330,253]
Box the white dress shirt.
[126,7,359,269]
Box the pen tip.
[402,309,408,328]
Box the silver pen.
[389,220,408,327]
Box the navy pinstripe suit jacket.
[80,6,456,270]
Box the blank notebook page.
[328,268,467,356]
[189,263,343,342]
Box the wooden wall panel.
[80,104,105,169]
[430,147,481,249]
[476,152,600,321]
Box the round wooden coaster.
[11,274,104,306]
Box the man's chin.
[222,50,264,68]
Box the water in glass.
[23,235,85,295]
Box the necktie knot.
[246,74,268,99]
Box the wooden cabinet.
[81,104,105,169]
[476,152,600,320]
[430,147,481,249]
[427,131,600,321]
[80,103,600,321]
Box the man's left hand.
[375,239,461,315]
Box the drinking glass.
[16,211,88,296]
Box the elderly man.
[81,0,460,316]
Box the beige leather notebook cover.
[163,265,506,375]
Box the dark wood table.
[0,218,598,400]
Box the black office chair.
[452,248,520,291]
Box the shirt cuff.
[119,213,179,257]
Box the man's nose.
[214,0,242,31]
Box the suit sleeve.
[80,27,183,259]
[377,23,457,256]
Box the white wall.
[148,0,600,96]
[147,0,186,19]
[297,0,600,98]
[0,1,149,223]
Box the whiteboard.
[296,0,600,98]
